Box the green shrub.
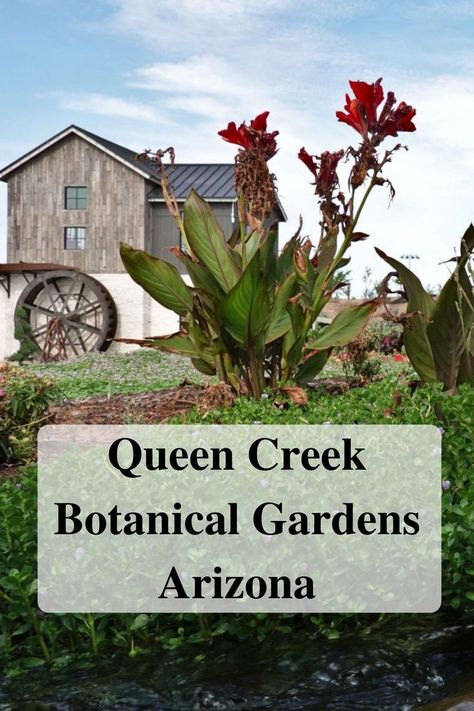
[337,327,382,380]
[8,307,40,363]
[1,378,472,675]
[0,363,57,465]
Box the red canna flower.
[349,78,384,130]
[336,78,416,144]
[298,147,318,178]
[218,121,253,150]
[218,112,278,160]
[392,101,416,132]
[250,111,269,132]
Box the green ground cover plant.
[26,347,408,400]
[28,350,206,400]
[1,374,472,676]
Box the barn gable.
[0,125,286,273]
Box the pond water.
[1,618,473,710]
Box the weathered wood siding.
[7,135,147,272]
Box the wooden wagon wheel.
[15,270,117,360]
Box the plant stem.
[248,346,263,399]
[24,594,51,664]
[87,614,99,656]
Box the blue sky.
[1,0,474,292]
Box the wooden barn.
[0,125,286,360]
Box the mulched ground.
[1,383,236,479]
[48,381,236,425]
[0,376,378,479]
[47,375,377,425]
[0,464,21,479]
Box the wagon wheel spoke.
[74,282,86,311]
[30,323,52,340]
[66,323,89,352]
[61,326,80,357]
[62,318,103,336]
[22,302,58,319]
[53,273,80,314]
[72,302,103,321]
[40,276,63,314]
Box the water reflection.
[1,619,473,710]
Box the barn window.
[65,186,87,209]
[64,227,87,250]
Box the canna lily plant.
[377,225,474,390]
[119,79,417,398]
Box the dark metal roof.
[77,126,162,180]
[149,164,287,220]
[148,164,236,200]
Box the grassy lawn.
[26,348,410,401]
[27,349,208,399]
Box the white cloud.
[105,0,367,40]
[129,56,247,98]
[40,91,160,122]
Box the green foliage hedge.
[1,378,473,675]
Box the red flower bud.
[298,147,343,197]
[218,112,278,160]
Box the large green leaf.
[183,190,239,293]
[375,247,437,382]
[457,347,474,385]
[282,301,306,368]
[265,274,295,344]
[221,253,269,345]
[191,358,216,375]
[188,324,217,367]
[460,223,474,257]
[295,348,332,384]
[242,230,260,266]
[120,243,193,316]
[318,232,338,271]
[307,302,374,350]
[173,248,225,301]
[427,256,474,388]
[402,315,437,383]
[427,278,463,388]
[276,236,298,283]
[440,226,474,385]
[139,332,199,357]
[375,248,436,315]
[261,228,279,287]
